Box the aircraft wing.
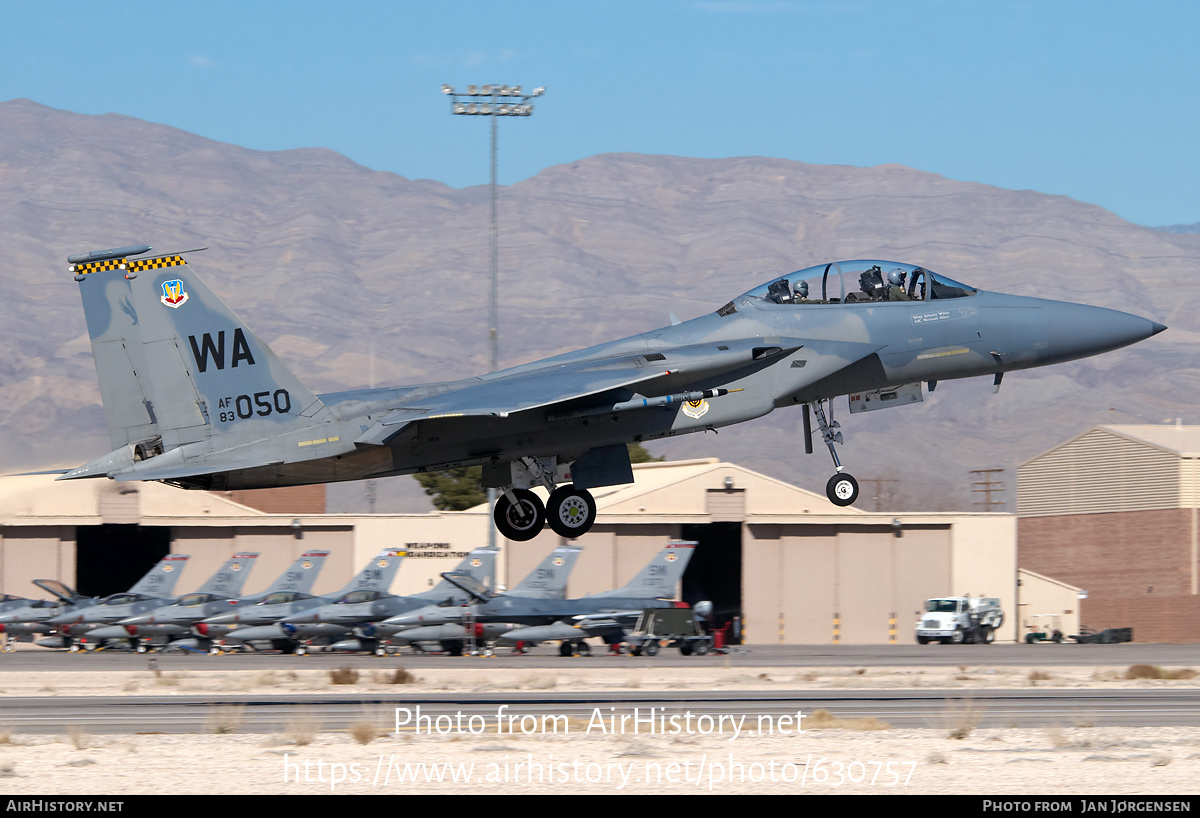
[355,365,675,445]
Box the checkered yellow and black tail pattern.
[70,254,187,276]
[127,255,186,272]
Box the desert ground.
[0,660,1197,796]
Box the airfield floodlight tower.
[442,83,544,373]
[443,83,545,556]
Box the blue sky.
[2,1,1197,226]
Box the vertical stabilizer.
[415,547,500,600]
[337,549,406,596]
[128,554,190,598]
[70,250,328,455]
[195,553,258,597]
[260,551,330,596]
[586,541,695,600]
[509,544,583,599]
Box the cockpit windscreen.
[739,260,976,306]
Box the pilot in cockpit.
[886,268,911,301]
[766,277,809,304]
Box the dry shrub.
[67,726,91,750]
[350,719,379,745]
[373,667,417,685]
[1126,664,1161,679]
[207,704,245,734]
[328,666,360,685]
[285,710,321,746]
[1126,664,1198,680]
[805,707,890,731]
[1028,670,1052,684]
[943,697,984,740]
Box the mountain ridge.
[0,99,1190,511]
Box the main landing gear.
[808,399,860,507]
[493,483,597,541]
[489,455,597,537]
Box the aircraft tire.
[558,642,574,657]
[494,489,546,542]
[826,473,859,506]
[546,486,597,539]
[577,641,591,656]
[295,645,307,656]
[645,642,660,657]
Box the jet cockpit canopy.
[740,260,977,306]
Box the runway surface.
[2,642,1197,670]
[1,689,1199,734]
[1,643,1198,734]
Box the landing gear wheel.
[494,489,546,542]
[645,641,660,657]
[208,645,222,655]
[826,473,859,507]
[135,644,148,654]
[559,642,574,657]
[577,641,591,656]
[295,645,308,656]
[546,485,597,539]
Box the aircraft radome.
[59,248,1165,539]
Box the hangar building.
[0,459,1017,644]
[1019,424,1200,643]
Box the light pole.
[442,83,545,557]
[442,83,544,373]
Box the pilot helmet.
[795,280,809,298]
[887,268,906,287]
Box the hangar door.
[680,522,742,643]
[75,524,171,597]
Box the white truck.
[915,596,1004,644]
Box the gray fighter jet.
[191,549,330,648]
[44,554,189,650]
[274,546,500,655]
[80,552,260,652]
[59,249,1164,533]
[208,547,406,653]
[77,553,257,651]
[0,581,99,648]
[370,543,584,655]
[385,541,696,656]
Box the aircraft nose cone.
[1049,304,1165,363]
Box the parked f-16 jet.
[206,547,406,653]
[369,543,584,655]
[384,541,697,656]
[0,581,99,648]
[59,248,1164,534]
[43,554,190,649]
[269,546,499,656]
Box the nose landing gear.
[809,399,859,507]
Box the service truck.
[915,596,1004,644]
